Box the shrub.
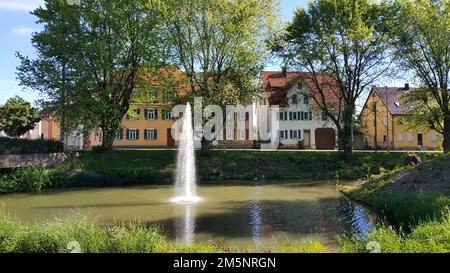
[0,144,6,155]
[0,137,63,154]
[0,167,50,194]
[91,145,110,154]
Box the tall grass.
[339,212,450,253]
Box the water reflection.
[247,186,263,248]
[175,204,196,245]
[342,200,373,237]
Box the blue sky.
[0,1,307,104]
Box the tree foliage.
[17,0,165,149]
[278,0,394,160]
[0,97,40,137]
[393,0,450,152]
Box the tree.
[278,0,394,160]
[0,97,40,137]
[163,0,279,149]
[17,0,165,150]
[392,0,450,153]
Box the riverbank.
[0,150,441,194]
[338,154,450,253]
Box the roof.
[260,71,342,108]
[373,86,415,115]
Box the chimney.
[404,83,410,90]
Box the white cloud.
[0,0,45,12]
[11,25,39,36]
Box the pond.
[0,180,373,250]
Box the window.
[164,91,173,101]
[239,129,246,140]
[289,112,293,120]
[129,108,140,120]
[144,129,157,140]
[279,111,288,121]
[383,134,387,143]
[115,128,124,140]
[293,111,298,120]
[279,111,284,121]
[280,130,285,139]
[398,133,403,142]
[292,130,298,139]
[127,129,139,140]
[407,133,413,142]
[145,108,157,120]
[239,111,246,120]
[309,111,313,120]
[304,95,310,104]
[432,134,438,143]
[292,94,298,104]
[162,109,172,120]
[322,111,327,121]
[226,129,234,140]
[304,112,309,120]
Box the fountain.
[171,103,201,204]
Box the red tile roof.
[260,71,342,109]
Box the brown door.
[418,134,423,146]
[304,130,311,148]
[315,128,336,150]
[167,128,175,148]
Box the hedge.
[0,137,63,155]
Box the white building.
[258,71,338,150]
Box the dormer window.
[304,95,310,104]
[292,94,298,104]
[394,101,400,107]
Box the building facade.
[360,85,442,150]
[258,71,338,149]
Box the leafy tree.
[0,97,40,137]
[17,0,165,150]
[392,0,450,153]
[278,0,394,160]
[163,0,279,149]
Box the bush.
[0,167,50,194]
[92,145,110,154]
[0,137,63,154]
[0,144,6,155]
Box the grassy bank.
[0,150,441,194]
[340,154,450,253]
[339,212,450,253]
[343,154,450,228]
[0,213,329,253]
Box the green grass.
[0,213,333,253]
[339,212,450,253]
[0,150,441,194]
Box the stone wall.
[0,153,68,169]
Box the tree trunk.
[443,115,450,153]
[341,108,354,161]
[101,128,115,151]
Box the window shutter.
[136,129,140,140]
[144,129,147,140]
[297,111,301,120]
[300,112,304,120]
[309,112,313,120]
[126,129,130,140]
[155,110,158,120]
[154,129,158,139]
[285,130,288,139]
[298,130,302,139]
[144,109,148,120]
[289,112,293,120]
[290,130,293,139]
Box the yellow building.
[360,85,442,150]
[113,102,176,148]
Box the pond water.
[0,181,373,250]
